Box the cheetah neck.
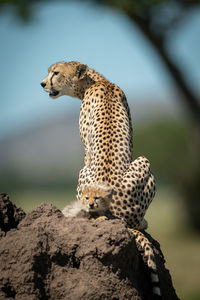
[76,68,107,100]
[87,68,106,83]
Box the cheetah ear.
[76,64,88,80]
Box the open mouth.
[49,90,59,97]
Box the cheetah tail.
[150,270,162,299]
[129,229,162,299]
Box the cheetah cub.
[81,183,113,220]
[62,183,113,220]
[80,183,161,298]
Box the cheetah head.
[81,183,113,213]
[40,61,88,99]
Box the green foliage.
[0,0,34,22]
[97,0,200,18]
[99,0,164,17]
[1,0,200,23]
[133,118,190,186]
[0,118,192,192]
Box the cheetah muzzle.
[49,89,60,97]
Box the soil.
[0,193,180,300]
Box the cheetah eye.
[94,196,99,201]
[54,71,59,75]
[85,196,89,201]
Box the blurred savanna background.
[0,0,200,299]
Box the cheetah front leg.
[84,146,91,167]
[94,216,108,221]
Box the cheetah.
[81,183,161,298]
[41,61,156,229]
[81,183,113,220]
[62,183,113,220]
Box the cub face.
[81,184,113,213]
[40,61,88,99]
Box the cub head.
[40,61,88,99]
[81,183,113,213]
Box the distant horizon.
[0,95,184,142]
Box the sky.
[0,2,200,139]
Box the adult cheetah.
[41,61,156,229]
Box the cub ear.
[76,64,88,80]
[82,184,89,195]
[99,184,113,199]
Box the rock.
[0,196,179,300]
[0,193,26,235]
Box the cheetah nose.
[89,203,94,209]
[40,82,46,88]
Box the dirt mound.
[0,193,26,237]
[0,194,179,300]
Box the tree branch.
[129,13,200,122]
